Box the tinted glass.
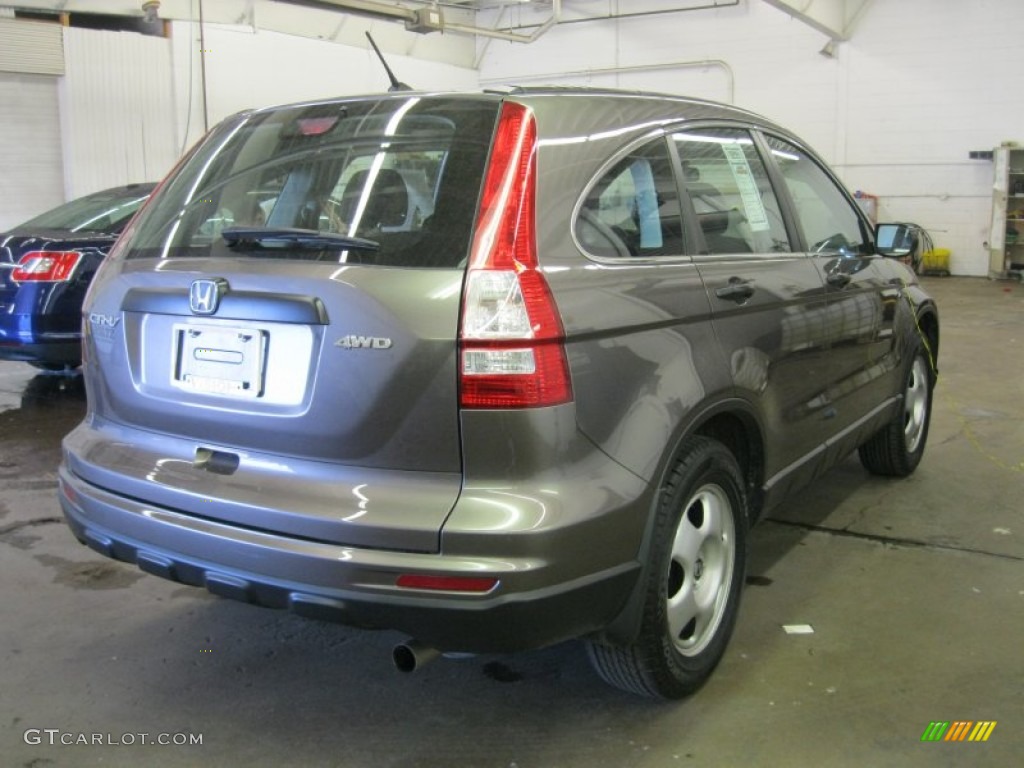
[125,97,500,268]
[763,135,869,256]
[576,138,684,259]
[18,187,151,233]
[672,128,791,255]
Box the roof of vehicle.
[88,182,159,197]
[500,84,763,114]
[242,86,771,127]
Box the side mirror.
[875,223,918,258]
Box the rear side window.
[672,128,791,256]
[575,138,684,259]
[763,135,869,256]
[125,97,500,268]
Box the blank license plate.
[173,324,266,398]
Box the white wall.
[170,21,480,155]
[59,27,179,198]
[0,73,64,230]
[479,0,1024,276]
[50,19,478,215]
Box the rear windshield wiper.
[221,227,379,251]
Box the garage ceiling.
[1,1,748,40]
[1,0,555,29]
[1,1,864,57]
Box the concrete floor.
[1,276,1021,767]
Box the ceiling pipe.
[761,0,874,42]
[480,58,736,104]
[500,0,741,30]
[277,0,560,42]
[473,6,508,69]
[443,0,562,43]
[278,0,417,25]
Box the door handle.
[826,272,852,288]
[715,278,755,302]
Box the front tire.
[587,436,747,699]
[858,339,934,477]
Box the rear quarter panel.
[523,95,742,483]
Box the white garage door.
[0,72,65,231]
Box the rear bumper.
[0,298,81,364]
[0,338,81,365]
[58,464,640,653]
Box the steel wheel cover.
[904,355,929,453]
[665,483,736,656]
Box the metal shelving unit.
[990,146,1024,280]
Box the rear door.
[76,96,500,553]
[671,126,833,494]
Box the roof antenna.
[365,32,412,92]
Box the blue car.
[0,183,154,369]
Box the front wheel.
[858,339,934,477]
[587,436,747,699]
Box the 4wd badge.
[335,335,393,350]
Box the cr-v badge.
[88,313,119,328]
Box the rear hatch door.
[73,96,501,553]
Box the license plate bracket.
[172,323,266,398]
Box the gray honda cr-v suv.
[60,88,938,698]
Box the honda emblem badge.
[189,279,225,315]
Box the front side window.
[672,127,791,256]
[124,97,499,268]
[763,135,869,256]
[576,138,684,259]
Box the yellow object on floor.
[921,248,951,275]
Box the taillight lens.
[459,102,572,409]
[11,251,83,282]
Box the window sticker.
[628,160,663,249]
[721,143,770,232]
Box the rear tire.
[587,436,747,699]
[858,339,934,477]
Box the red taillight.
[12,251,83,282]
[395,574,499,593]
[459,102,573,409]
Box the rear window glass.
[18,187,151,233]
[125,97,500,268]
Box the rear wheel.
[858,340,934,477]
[587,436,747,699]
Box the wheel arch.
[915,304,940,375]
[901,283,939,373]
[691,408,765,524]
[594,397,766,646]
